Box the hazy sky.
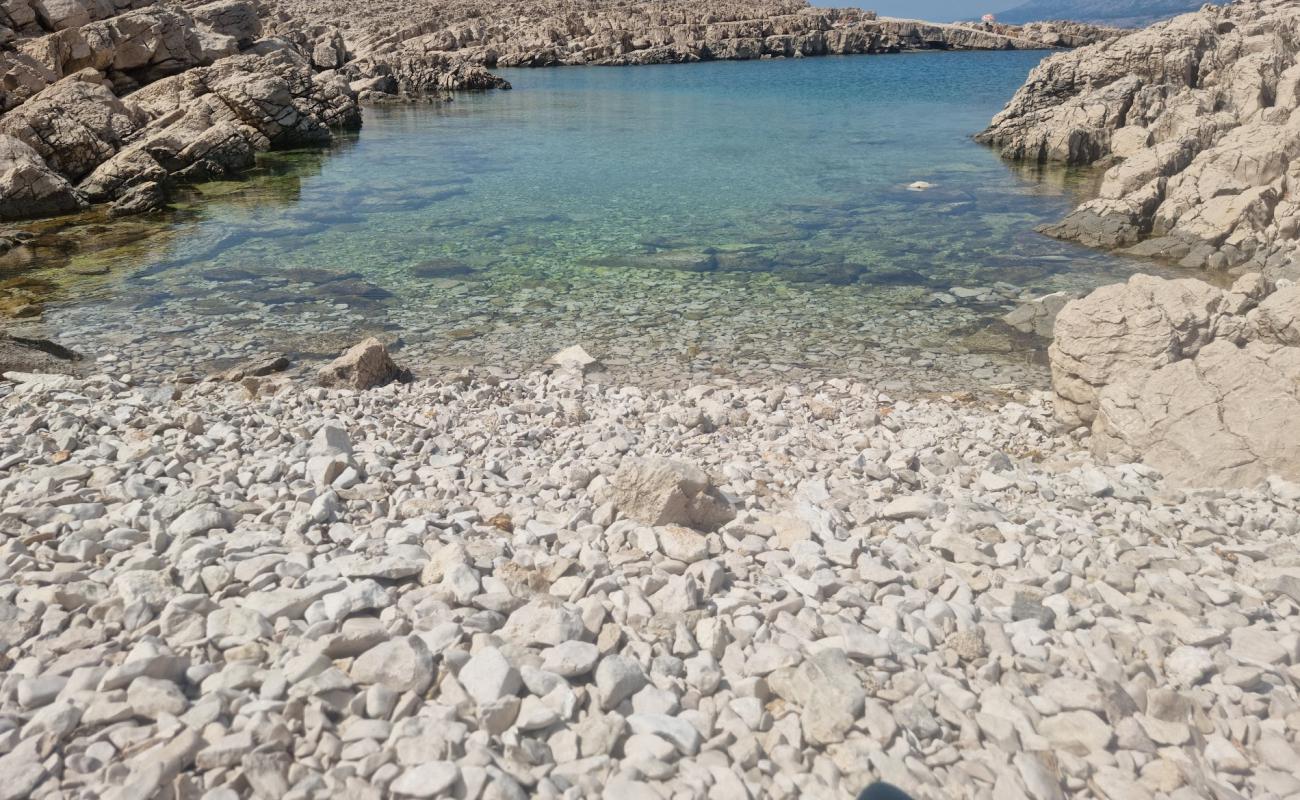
[872,1,1006,21]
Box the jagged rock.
[0,69,144,182]
[611,456,734,531]
[310,26,345,70]
[80,49,360,202]
[21,6,209,82]
[317,337,409,390]
[980,0,1300,280]
[107,178,164,216]
[0,133,84,219]
[0,50,57,111]
[188,0,259,48]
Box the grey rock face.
[1050,271,1300,487]
[0,0,363,222]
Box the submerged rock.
[1002,291,1076,338]
[0,332,81,376]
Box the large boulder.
[1048,274,1235,428]
[0,133,84,219]
[1093,339,1300,488]
[317,337,409,390]
[611,456,734,532]
[187,0,259,48]
[1051,272,1300,487]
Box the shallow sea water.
[5,52,1186,392]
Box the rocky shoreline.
[0,0,1127,226]
[3,1,1300,796]
[978,0,1300,283]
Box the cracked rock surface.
[1050,271,1300,487]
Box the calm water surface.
[8,52,1179,391]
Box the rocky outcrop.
[1050,272,1300,488]
[0,69,144,181]
[959,20,1126,49]
[81,48,360,201]
[270,0,1064,90]
[0,0,362,221]
[0,132,83,216]
[979,0,1300,281]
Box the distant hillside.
[993,0,1205,26]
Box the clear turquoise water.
[18,52,1174,390]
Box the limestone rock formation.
[0,0,362,221]
[0,132,83,217]
[1092,338,1300,488]
[272,0,1065,91]
[0,69,145,181]
[81,49,360,201]
[1050,272,1300,488]
[979,0,1300,281]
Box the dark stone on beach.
[0,333,82,377]
[1011,593,1056,629]
[214,354,292,381]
